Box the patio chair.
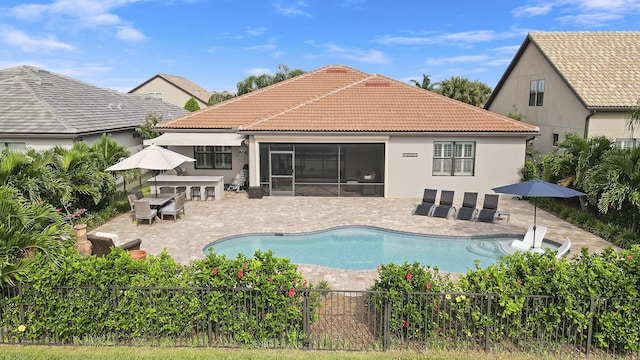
[190,186,201,201]
[176,186,187,195]
[87,233,142,257]
[133,190,144,200]
[134,200,158,226]
[413,189,437,216]
[127,193,138,222]
[161,192,186,221]
[205,186,216,200]
[227,172,246,192]
[555,238,571,259]
[474,194,500,223]
[511,224,547,251]
[455,192,478,220]
[430,190,456,219]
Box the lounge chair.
[430,190,456,219]
[161,192,186,221]
[413,189,437,216]
[455,192,478,220]
[127,193,138,222]
[511,224,547,251]
[87,233,142,257]
[134,200,158,226]
[555,238,571,259]
[474,194,500,223]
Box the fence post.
[18,284,25,326]
[302,289,310,349]
[485,294,493,353]
[206,289,213,347]
[383,295,390,351]
[586,297,595,358]
[111,286,119,346]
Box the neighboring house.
[0,66,188,152]
[148,65,539,198]
[129,74,211,109]
[485,31,640,154]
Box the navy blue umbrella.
[492,179,585,240]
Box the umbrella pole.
[155,173,158,198]
[533,198,537,244]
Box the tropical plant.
[434,76,492,107]
[236,64,304,96]
[584,147,640,233]
[409,74,436,91]
[184,97,201,112]
[90,133,130,170]
[207,91,234,105]
[0,185,70,285]
[625,99,640,132]
[136,111,163,139]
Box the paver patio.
[93,192,619,290]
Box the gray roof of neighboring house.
[486,31,640,110]
[0,66,189,137]
[129,73,211,105]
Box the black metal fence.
[1,285,638,358]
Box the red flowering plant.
[368,261,454,339]
[190,249,321,343]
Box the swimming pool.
[203,226,545,273]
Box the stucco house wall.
[386,136,527,199]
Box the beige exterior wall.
[487,44,589,154]
[0,130,142,152]
[387,136,527,200]
[588,111,639,141]
[131,78,208,109]
[246,134,528,199]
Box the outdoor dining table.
[141,193,178,208]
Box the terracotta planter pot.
[73,224,92,256]
[128,250,147,260]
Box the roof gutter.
[584,110,596,139]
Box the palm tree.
[626,99,640,132]
[435,76,492,107]
[410,74,435,91]
[584,147,640,233]
[0,185,70,285]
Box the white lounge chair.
[511,224,547,251]
[555,238,571,259]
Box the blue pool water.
[203,226,526,273]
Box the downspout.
[584,110,596,139]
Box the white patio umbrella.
[106,145,195,197]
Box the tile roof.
[159,65,538,134]
[529,32,640,108]
[130,74,212,104]
[0,66,188,136]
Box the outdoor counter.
[149,175,225,200]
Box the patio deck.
[94,192,619,290]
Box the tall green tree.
[136,112,163,140]
[410,74,436,91]
[184,97,200,112]
[0,185,69,285]
[236,64,305,96]
[584,147,640,233]
[435,76,492,107]
[207,92,234,106]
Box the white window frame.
[194,146,232,169]
[433,141,475,176]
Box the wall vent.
[365,81,390,87]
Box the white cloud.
[247,67,272,76]
[511,0,640,26]
[512,3,554,17]
[273,1,311,16]
[375,30,518,46]
[245,27,267,37]
[426,55,490,66]
[0,26,74,52]
[5,0,146,42]
[309,42,388,64]
[117,25,146,42]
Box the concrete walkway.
[93,192,619,290]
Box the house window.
[147,92,163,100]
[433,142,475,176]
[194,146,232,169]
[3,142,26,150]
[529,80,544,106]
[553,133,559,146]
[615,138,639,149]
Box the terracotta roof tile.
[159,65,539,133]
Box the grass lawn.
[0,345,566,359]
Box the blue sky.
[1,1,639,94]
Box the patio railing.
[1,285,638,358]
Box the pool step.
[467,241,504,259]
